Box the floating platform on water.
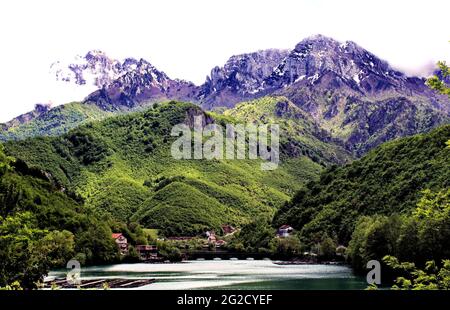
[47,278,155,289]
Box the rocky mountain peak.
[3,35,449,157]
[82,53,197,110]
[50,50,171,91]
[199,49,289,109]
[261,35,446,116]
[264,34,399,91]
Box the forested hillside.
[274,125,450,245]
[4,101,338,236]
[0,144,121,287]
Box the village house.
[136,245,158,261]
[112,233,128,255]
[206,231,216,245]
[277,225,293,238]
[215,239,227,248]
[221,224,236,235]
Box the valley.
[1,34,449,290]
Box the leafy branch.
[426,60,450,97]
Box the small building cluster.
[112,233,158,261]
[135,245,158,261]
[221,224,236,235]
[206,230,227,248]
[112,233,129,255]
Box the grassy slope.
[274,124,450,244]
[5,101,332,236]
[223,96,352,165]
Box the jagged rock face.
[277,72,449,155]
[264,35,443,100]
[199,49,289,109]
[4,35,450,156]
[342,97,448,155]
[183,107,215,128]
[199,35,449,123]
[80,49,292,111]
[51,51,199,110]
[264,35,396,90]
[47,38,450,115]
[260,35,450,155]
[51,50,143,88]
[85,58,198,110]
[61,40,449,119]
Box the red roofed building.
[136,245,158,261]
[206,231,217,245]
[221,225,236,235]
[112,233,128,255]
[215,239,227,248]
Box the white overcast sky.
[0,0,449,122]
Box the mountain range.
[1,34,449,285]
[2,35,449,157]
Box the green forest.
[1,99,449,289]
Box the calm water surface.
[48,260,367,290]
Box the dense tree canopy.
[274,125,450,247]
[0,145,120,288]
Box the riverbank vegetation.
[273,125,450,284]
[382,256,450,290]
[0,144,118,288]
[348,189,450,272]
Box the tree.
[0,212,75,288]
[0,144,14,176]
[269,235,301,258]
[349,189,450,273]
[347,215,402,272]
[229,217,275,253]
[123,245,140,263]
[75,224,119,265]
[157,240,182,262]
[34,230,75,267]
[426,60,450,97]
[412,189,450,263]
[383,256,450,290]
[319,235,337,260]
